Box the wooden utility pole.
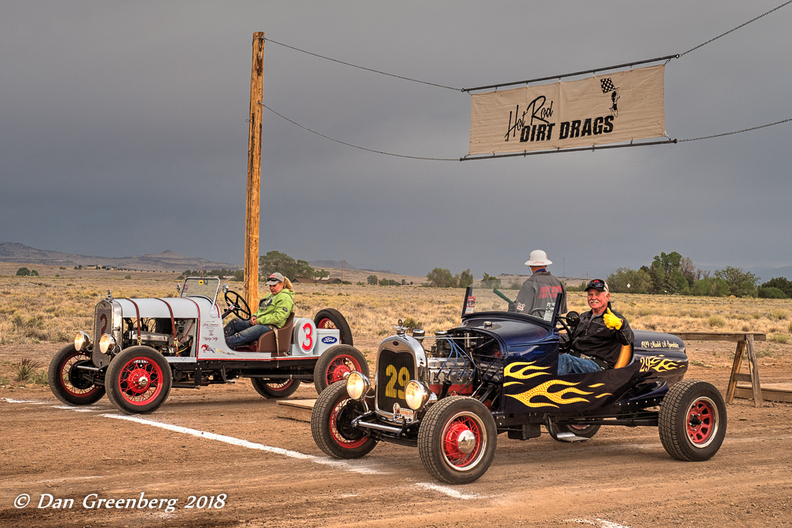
[244,32,265,310]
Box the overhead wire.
[260,103,459,162]
[262,0,792,159]
[263,37,463,92]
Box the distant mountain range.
[2,242,790,282]
[0,242,238,272]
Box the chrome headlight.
[346,371,370,401]
[405,380,432,411]
[74,331,91,352]
[98,333,116,354]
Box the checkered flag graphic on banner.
[601,78,615,93]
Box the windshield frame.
[461,286,562,326]
[180,277,221,305]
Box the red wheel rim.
[59,351,101,398]
[117,357,164,406]
[325,354,360,385]
[316,318,336,329]
[267,380,296,393]
[686,397,718,447]
[330,398,367,449]
[442,412,484,469]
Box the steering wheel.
[556,311,580,352]
[224,290,251,319]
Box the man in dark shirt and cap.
[558,279,633,375]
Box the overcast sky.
[2,1,791,279]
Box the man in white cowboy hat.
[514,249,567,317]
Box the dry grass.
[2,272,792,355]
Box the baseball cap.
[585,279,609,293]
[266,272,285,286]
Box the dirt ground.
[1,341,791,528]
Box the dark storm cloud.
[2,1,791,279]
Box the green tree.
[259,250,316,280]
[690,277,731,297]
[607,267,653,293]
[427,268,456,288]
[714,266,758,297]
[481,273,501,289]
[457,269,474,288]
[758,286,787,299]
[761,277,792,298]
[647,251,691,294]
[15,267,30,276]
[367,274,378,285]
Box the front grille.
[94,301,114,340]
[376,348,415,413]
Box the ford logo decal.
[321,336,338,344]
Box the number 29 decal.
[385,364,410,399]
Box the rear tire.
[659,379,727,461]
[418,396,497,484]
[314,308,353,345]
[251,378,301,399]
[106,346,172,414]
[311,381,377,459]
[313,344,368,394]
[48,344,105,406]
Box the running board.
[555,432,588,442]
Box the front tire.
[314,308,353,345]
[313,344,368,394]
[251,378,301,399]
[418,396,497,484]
[311,381,377,459]
[106,346,172,414]
[48,344,105,406]
[659,379,727,461]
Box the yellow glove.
[603,308,623,330]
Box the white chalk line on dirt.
[3,398,481,500]
[104,413,483,500]
[566,519,631,528]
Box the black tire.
[105,346,172,414]
[545,416,600,442]
[251,378,301,399]
[418,396,498,484]
[659,379,727,461]
[311,381,378,459]
[48,344,105,406]
[314,308,353,346]
[313,344,369,394]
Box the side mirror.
[222,284,229,294]
[175,283,181,294]
[565,311,580,328]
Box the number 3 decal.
[300,322,314,352]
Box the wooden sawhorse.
[675,332,767,407]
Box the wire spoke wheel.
[251,378,301,399]
[106,347,172,414]
[311,381,377,458]
[418,397,497,484]
[48,345,105,406]
[313,344,368,394]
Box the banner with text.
[469,64,665,156]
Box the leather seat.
[255,312,295,356]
